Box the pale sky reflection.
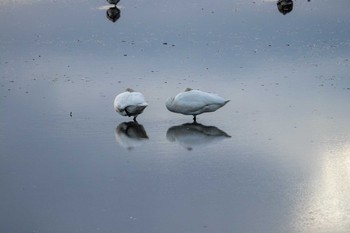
[294,141,350,232]
[0,0,40,5]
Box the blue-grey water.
[1,0,350,232]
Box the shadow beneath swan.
[166,122,231,151]
[115,121,149,150]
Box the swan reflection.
[115,121,149,150]
[106,6,121,23]
[277,0,293,15]
[166,122,231,151]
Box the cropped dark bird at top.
[106,0,120,6]
[277,0,293,15]
[106,6,120,23]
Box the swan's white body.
[165,88,229,120]
[114,89,148,121]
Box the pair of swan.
[114,88,230,122]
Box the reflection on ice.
[106,6,121,23]
[115,121,148,150]
[166,122,231,151]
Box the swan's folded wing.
[174,91,226,112]
[127,92,148,107]
[173,96,206,113]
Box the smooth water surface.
[1,0,350,232]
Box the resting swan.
[114,88,148,121]
[165,88,229,122]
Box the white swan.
[165,88,229,121]
[114,88,148,121]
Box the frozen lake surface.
[1,0,350,232]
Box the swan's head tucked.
[165,97,175,111]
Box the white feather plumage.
[165,88,229,121]
[114,88,148,121]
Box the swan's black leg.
[193,115,197,123]
[133,116,138,122]
[125,109,131,117]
